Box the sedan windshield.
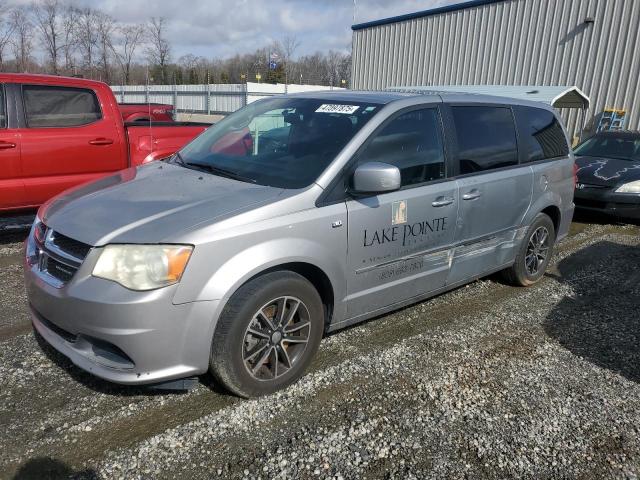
[175,97,382,189]
[574,134,640,162]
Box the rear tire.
[209,271,324,398]
[502,213,556,286]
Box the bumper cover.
[24,250,219,385]
[574,188,640,220]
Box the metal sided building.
[351,0,640,138]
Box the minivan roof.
[282,89,556,110]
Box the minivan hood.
[575,155,640,187]
[41,163,284,245]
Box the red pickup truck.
[0,73,209,213]
[118,103,176,122]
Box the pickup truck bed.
[118,103,176,122]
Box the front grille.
[49,231,92,259]
[45,256,77,282]
[34,225,92,286]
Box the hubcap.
[525,226,550,276]
[242,296,311,381]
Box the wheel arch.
[540,204,561,233]
[245,262,335,330]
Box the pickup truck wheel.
[209,271,323,398]
[502,213,556,286]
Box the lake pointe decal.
[364,202,448,248]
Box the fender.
[523,189,562,227]
[174,237,347,316]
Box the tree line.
[0,0,352,87]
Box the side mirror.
[352,162,401,194]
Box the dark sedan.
[574,131,640,220]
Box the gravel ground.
[1,218,639,479]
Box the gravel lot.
[1,216,639,479]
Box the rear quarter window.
[23,85,102,128]
[514,106,568,161]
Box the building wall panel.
[352,0,640,137]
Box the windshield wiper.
[170,151,187,166]
[185,161,257,184]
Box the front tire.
[209,271,324,398]
[502,213,556,286]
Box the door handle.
[462,189,482,200]
[0,141,16,149]
[432,196,454,207]
[89,138,114,146]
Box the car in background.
[118,103,176,123]
[574,131,640,221]
[0,73,209,213]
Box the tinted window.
[356,108,445,187]
[452,106,518,174]
[0,86,6,128]
[177,97,381,189]
[515,106,568,161]
[23,85,102,128]
[574,134,640,162]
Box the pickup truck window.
[355,108,445,187]
[23,85,102,128]
[177,97,381,189]
[0,86,6,128]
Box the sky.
[38,0,462,60]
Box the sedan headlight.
[615,180,640,194]
[92,244,193,291]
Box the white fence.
[110,82,344,114]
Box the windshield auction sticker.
[315,104,359,114]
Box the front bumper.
[24,239,220,386]
[574,188,640,220]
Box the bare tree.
[61,5,79,73]
[75,7,99,76]
[10,9,34,72]
[111,24,144,84]
[95,11,115,82]
[279,35,300,85]
[32,0,64,74]
[0,3,16,69]
[145,17,171,83]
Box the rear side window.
[23,85,102,128]
[0,86,6,128]
[451,106,518,174]
[515,106,568,161]
[356,108,446,187]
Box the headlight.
[92,244,193,291]
[615,180,640,194]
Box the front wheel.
[209,271,324,398]
[502,213,556,286]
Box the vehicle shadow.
[12,457,97,480]
[543,240,640,383]
[33,329,230,397]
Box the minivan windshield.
[574,134,640,162]
[174,97,382,188]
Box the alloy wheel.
[242,296,311,381]
[525,226,550,275]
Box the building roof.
[386,85,590,109]
[352,0,505,31]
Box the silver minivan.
[24,91,575,397]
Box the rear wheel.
[209,271,323,398]
[502,213,556,286]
